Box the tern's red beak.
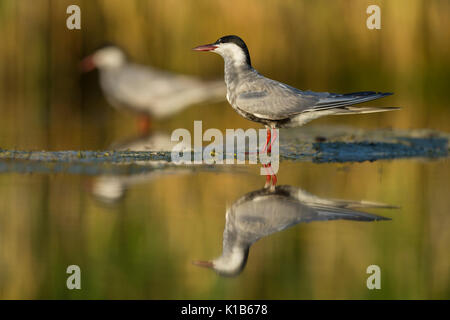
[192,44,218,52]
[192,260,214,268]
[79,55,96,72]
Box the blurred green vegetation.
[0,0,449,150]
[0,0,449,299]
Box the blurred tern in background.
[193,35,398,152]
[81,44,226,133]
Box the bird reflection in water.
[193,180,396,277]
[89,132,246,204]
[90,131,192,204]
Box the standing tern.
[193,184,394,277]
[193,35,398,151]
[81,44,226,133]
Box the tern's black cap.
[214,35,251,66]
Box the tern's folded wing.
[234,73,393,120]
[234,76,320,120]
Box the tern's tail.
[312,91,395,109]
[308,91,399,115]
[287,185,397,221]
[285,91,399,127]
[304,199,395,222]
[332,106,400,115]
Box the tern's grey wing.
[100,64,172,109]
[307,91,393,110]
[226,195,308,246]
[300,204,390,222]
[234,74,320,120]
[280,185,398,210]
[112,64,200,99]
[102,63,225,117]
[234,72,393,120]
[227,187,390,245]
[276,185,392,221]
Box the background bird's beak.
[192,44,217,52]
[192,260,214,268]
[79,55,96,72]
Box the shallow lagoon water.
[0,128,448,299]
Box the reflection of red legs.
[271,172,277,185]
[263,163,277,188]
[265,169,271,187]
[137,114,151,135]
[262,126,277,188]
[261,127,277,154]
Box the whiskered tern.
[193,35,398,151]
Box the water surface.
[0,151,448,299]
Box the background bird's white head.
[92,45,127,69]
[193,35,252,67]
[81,44,127,72]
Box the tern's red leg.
[271,173,277,186]
[261,128,271,154]
[268,128,277,154]
[266,162,278,186]
[137,114,151,135]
